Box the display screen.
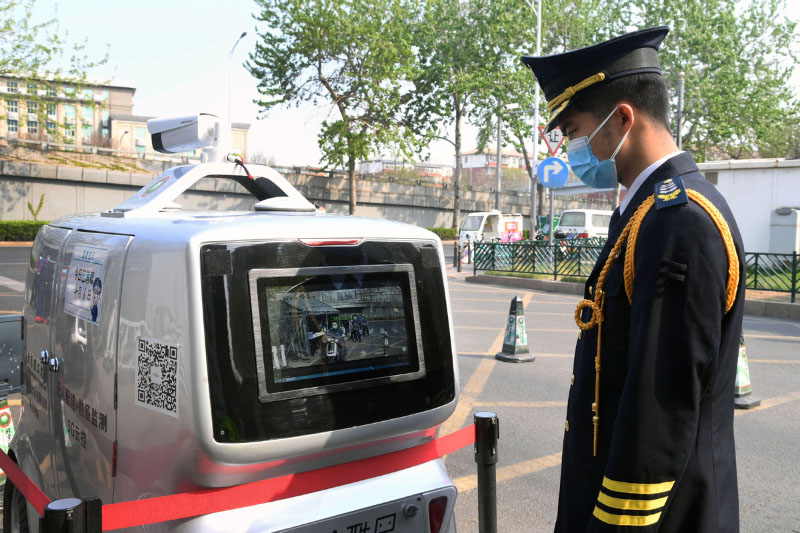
[249,264,425,402]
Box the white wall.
[699,159,800,253]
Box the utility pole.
[495,112,502,210]
[675,71,685,149]
[529,0,542,237]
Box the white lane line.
[0,275,24,292]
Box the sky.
[29,0,800,168]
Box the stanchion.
[474,412,498,533]
[467,242,472,265]
[457,244,462,273]
[453,241,458,268]
[40,497,102,533]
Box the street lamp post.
[118,130,129,157]
[526,0,543,237]
[227,31,247,150]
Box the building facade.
[1,76,249,158]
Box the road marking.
[477,400,567,408]
[459,351,571,359]
[456,326,576,332]
[453,452,562,493]
[735,391,800,415]
[749,359,800,364]
[0,310,22,315]
[745,334,800,341]
[441,293,534,437]
[0,275,24,292]
[453,390,800,494]
[454,309,573,317]
[0,293,24,297]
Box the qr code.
[135,337,179,418]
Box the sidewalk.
[465,273,800,320]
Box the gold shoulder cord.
[574,191,739,456]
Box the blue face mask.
[566,107,631,189]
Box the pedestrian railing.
[473,242,800,303]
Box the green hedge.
[427,227,458,240]
[0,221,48,242]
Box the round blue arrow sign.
[537,157,569,188]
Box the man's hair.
[570,73,671,131]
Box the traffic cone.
[496,295,535,363]
[734,332,760,409]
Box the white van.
[4,117,460,532]
[459,210,523,247]
[554,209,613,239]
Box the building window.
[64,127,75,142]
[81,88,93,100]
[27,101,38,113]
[27,120,38,134]
[7,100,18,113]
[46,121,56,132]
[7,119,18,132]
[6,81,18,93]
[63,86,75,97]
[102,90,109,101]
[102,126,109,138]
[46,85,57,97]
[82,123,93,142]
[47,103,57,116]
[101,109,108,121]
[27,83,37,95]
[64,104,76,118]
[135,126,147,153]
[82,105,94,122]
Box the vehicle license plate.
[279,495,424,532]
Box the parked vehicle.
[553,209,613,239]
[459,210,524,247]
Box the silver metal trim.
[247,264,426,403]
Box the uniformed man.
[522,27,745,532]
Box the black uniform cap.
[521,26,669,133]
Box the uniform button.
[578,331,583,340]
[589,286,593,295]
[571,374,575,385]
[565,420,570,431]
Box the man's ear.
[616,103,635,133]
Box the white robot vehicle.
[5,114,460,532]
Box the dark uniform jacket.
[555,152,745,532]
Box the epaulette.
[654,177,688,210]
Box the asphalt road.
[0,246,798,532]
[0,247,28,317]
[443,272,800,533]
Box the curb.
[0,242,33,247]
[466,274,800,320]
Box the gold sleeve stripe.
[593,507,662,527]
[597,492,668,511]
[602,476,675,495]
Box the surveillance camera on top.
[147,113,221,154]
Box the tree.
[247,0,421,215]
[407,0,522,228]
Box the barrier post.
[474,412,499,533]
[453,241,458,268]
[457,244,462,273]
[41,497,102,533]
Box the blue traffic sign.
[537,157,569,188]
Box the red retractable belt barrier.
[1,425,475,531]
[0,447,51,516]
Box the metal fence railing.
[473,242,800,303]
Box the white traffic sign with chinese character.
[537,157,569,188]
[538,126,566,156]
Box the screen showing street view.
[251,266,424,400]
